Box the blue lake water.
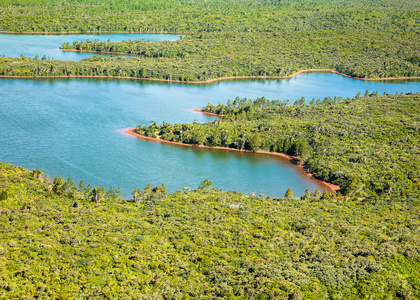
[0,33,180,61]
[1,34,420,197]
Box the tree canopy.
[0,161,419,298]
[1,0,419,81]
[136,92,420,199]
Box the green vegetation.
[1,1,420,298]
[1,162,419,298]
[1,0,420,81]
[136,92,420,199]
[58,30,420,80]
[0,0,420,33]
[1,0,419,34]
[2,28,419,80]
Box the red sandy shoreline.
[124,128,340,194]
[1,69,419,84]
[192,109,224,117]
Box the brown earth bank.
[1,69,419,83]
[124,128,340,194]
[192,109,224,117]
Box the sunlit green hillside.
[0,162,419,298]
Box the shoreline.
[0,30,190,35]
[60,49,171,59]
[59,49,138,56]
[192,109,224,117]
[0,69,419,84]
[124,128,340,194]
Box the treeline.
[136,92,420,199]
[4,166,167,204]
[0,0,419,33]
[1,161,419,298]
[0,0,419,81]
[60,30,420,80]
[1,29,419,81]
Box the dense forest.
[1,0,419,33]
[135,92,420,200]
[0,0,420,81]
[1,0,420,298]
[1,162,419,298]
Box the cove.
[1,73,420,198]
[0,33,180,61]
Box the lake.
[0,33,180,61]
[1,34,420,197]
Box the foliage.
[1,0,419,34]
[134,183,168,201]
[1,28,419,81]
[0,0,420,80]
[197,179,213,190]
[285,188,294,198]
[1,0,420,297]
[57,29,420,80]
[136,92,420,199]
[0,161,419,298]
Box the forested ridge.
[0,0,420,81]
[0,162,419,299]
[135,92,420,200]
